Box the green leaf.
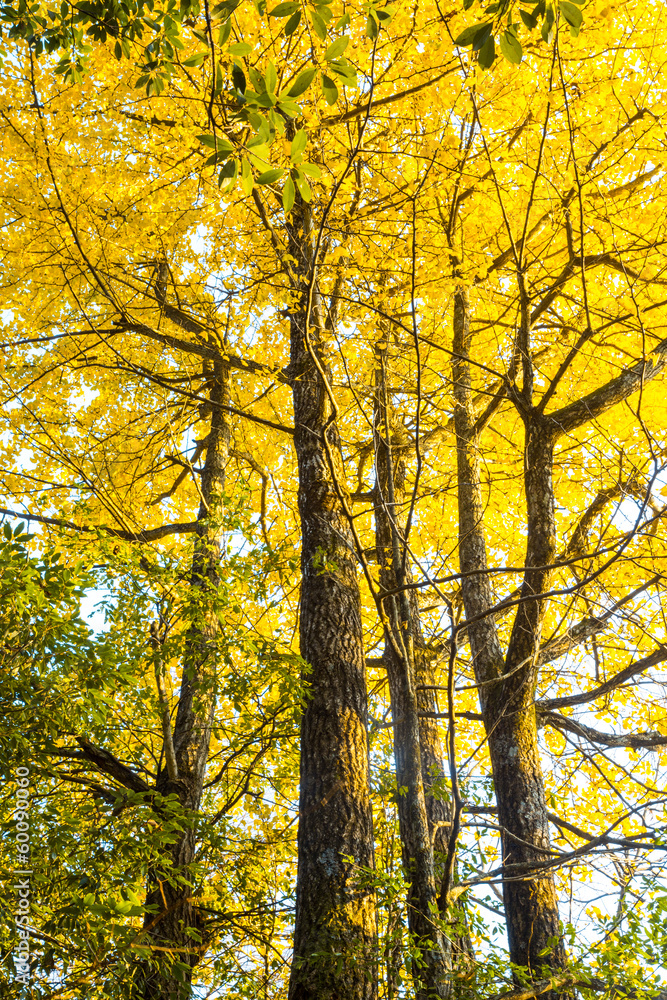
[218,158,238,186]
[472,22,493,50]
[541,4,555,41]
[283,174,295,212]
[218,18,232,45]
[366,12,378,39]
[239,158,253,194]
[197,133,234,153]
[269,0,298,13]
[519,8,537,27]
[477,33,495,68]
[249,66,266,92]
[310,9,327,39]
[276,99,301,117]
[290,129,307,162]
[228,41,252,55]
[257,167,285,184]
[286,66,317,97]
[499,29,522,63]
[300,161,322,178]
[321,72,338,105]
[454,21,491,47]
[328,58,357,84]
[212,0,240,15]
[265,60,277,94]
[294,170,311,202]
[324,35,348,60]
[560,0,582,34]
[191,26,209,44]
[269,110,287,134]
[284,9,301,33]
[232,63,246,92]
[335,12,350,27]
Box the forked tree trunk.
[451,286,568,993]
[140,358,230,999]
[287,199,377,1000]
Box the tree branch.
[0,507,200,542]
[537,576,662,666]
[548,335,667,435]
[322,66,456,125]
[547,811,664,851]
[55,739,150,793]
[537,645,667,711]
[541,710,667,749]
[117,319,289,384]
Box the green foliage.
[455,0,588,67]
[0,507,303,997]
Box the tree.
[1,0,667,998]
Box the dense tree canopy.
[1,0,667,997]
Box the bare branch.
[547,811,664,851]
[117,319,289,383]
[538,646,667,711]
[55,738,151,793]
[321,66,456,126]
[0,506,200,542]
[542,710,667,749]
[537,576,662,666]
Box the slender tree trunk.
[492,414,567,980]
[287,200,377,1000]
[140,357,230,999]
[416,657,475,980]
[451,286,567,992]
[373,342,451,999]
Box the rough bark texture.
[373,344,451,999]
[451,287,567,993]
[416,659,475,981]
[140,358,230,1000]
[287,201,377,1000]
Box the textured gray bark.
[451,287,568,994]
[287,200,377,1000]
[140,359,230,1000]
[373,343,451,999]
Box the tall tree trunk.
[373,342,451,999]
[287,200,377,1000]
[416,658,475,981]
[491,414,566,982]
[140,356,230,999]
[451,286,567,991]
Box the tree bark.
[287,199,377,1000]
[373,342,451,999]
[416,658,475,981]
[451,286,567,993]
[139,356,230,999]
